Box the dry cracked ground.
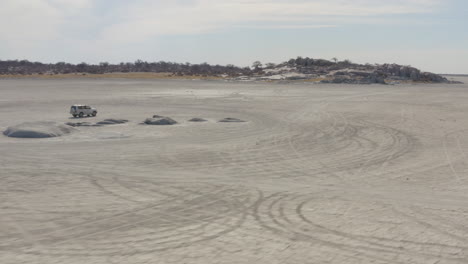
[1,77,468,264]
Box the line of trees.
[0,59,253,77]
[0,57,370,76]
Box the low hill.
[242,57,461,84]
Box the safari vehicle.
[70,105,97,118]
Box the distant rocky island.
[243,57,461,84]
[0,57,461,84]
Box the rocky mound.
[95,119,129,125]
[189,118,207,122]
[375,64,463,83]
[65,122,94,127]
[240,57,460,84]
[320,65,455,84]
[144,116,177,125]
[4,122,76,138]
[218,117,246,123]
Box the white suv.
[70,105,97,118]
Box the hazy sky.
[1,0,467,73]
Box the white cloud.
[48,0,91,9]
[0,0,443,44]
[0,0,61,41]
[0,0,92,43]
[97,0,443,42]
[237,24,338,29]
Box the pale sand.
[1,77,468,263]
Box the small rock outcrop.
[4,122,76,138]
[218,117,246,123]
[189,118,207,122]
[65,122,94,127]
[144,116,177,125]
[95,119,129,125]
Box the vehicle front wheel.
[92,111,97,117]
[79,112,84,118]
[73,114,78,118]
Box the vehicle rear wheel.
[92,111,97,117]
[79,112,84,118]
[73,114,78,118]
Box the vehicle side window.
[86,106,91,109]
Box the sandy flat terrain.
[1,78,468,264]
[0,72,223,80]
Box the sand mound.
[144,116,177,125]
[189,118,207,122]
[95,119,129,125]
[218,117,246,123]
[65,122,94,127]
[4,122,76,138]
